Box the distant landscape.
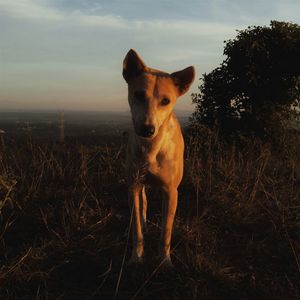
[0,110,191,141]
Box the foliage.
[191,21,300,139]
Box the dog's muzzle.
[138,124,155,138]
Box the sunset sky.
[1,0,300,112]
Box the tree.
[191,21,300,139]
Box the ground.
[0,116,299,299]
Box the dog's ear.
[123,49,146,83]
[171,66,195,96]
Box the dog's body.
[123,49,195,266]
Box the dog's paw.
[127,256,146,284]
[127,255,144,266]
[155,255,176,274]
[160,256,174,269]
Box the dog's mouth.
[136,131,155,139]
[137,133,155,139]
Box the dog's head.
[123,49,195,139]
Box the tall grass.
[0,130,299,299]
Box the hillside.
[0,126,299,299]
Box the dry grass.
[0,130,299,299]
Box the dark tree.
[191,21,300,139]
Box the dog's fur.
[122,49,195,266]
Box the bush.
[191,21,300,140]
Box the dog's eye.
[134,91,146,102]
[161,98,170,106]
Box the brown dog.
[123,49,195,267]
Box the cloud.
[1,0,299,32]
[0,0,235,36]
[0,0,63,21]
[76,13,129,29]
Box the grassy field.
[0,128,300,299]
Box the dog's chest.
[140,145,174,183]
[127,129,182,185]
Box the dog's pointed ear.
[171,66,195,96]
[123,49,146,83]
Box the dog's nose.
[139,125,155,137]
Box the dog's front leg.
[160,187,178,267]
[128,184,144,264]
[141,186,147,230]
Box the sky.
[0,0,300,112]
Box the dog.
[122,49,195,267]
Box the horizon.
[1,0,300,112]
[0,108,194,115]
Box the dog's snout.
[139,124,155,138]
